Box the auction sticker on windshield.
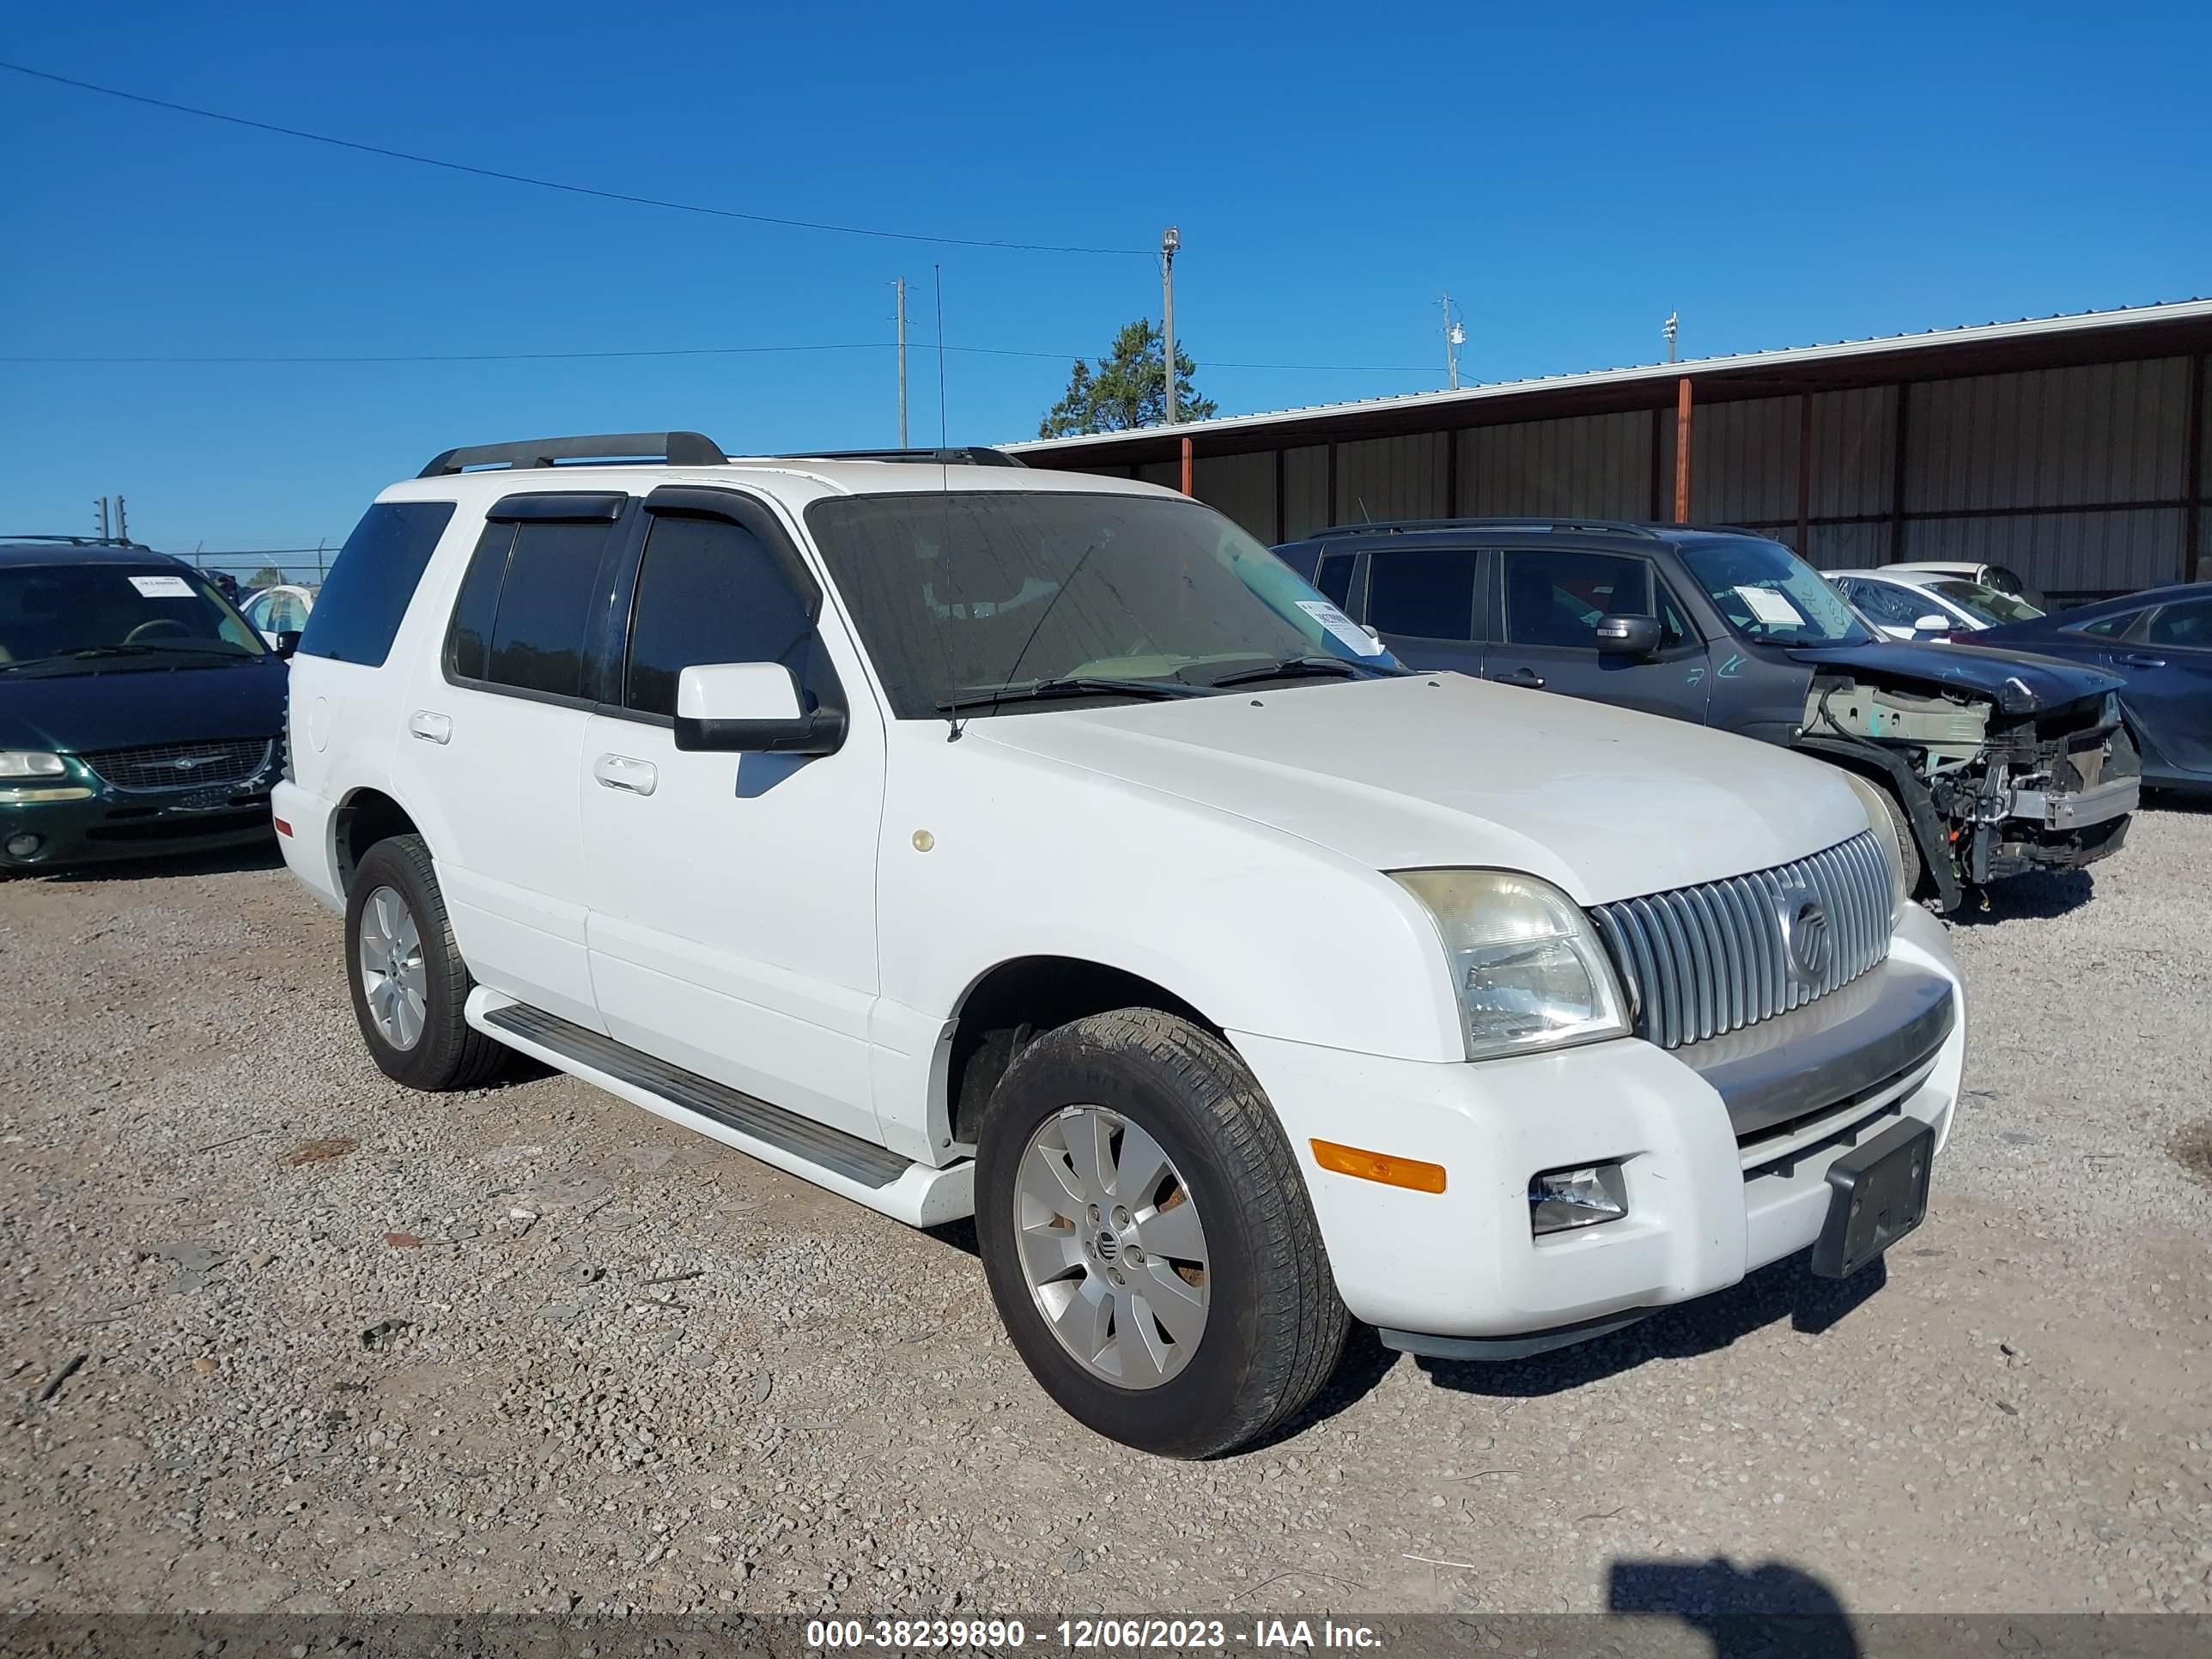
[1297,599,1387,656]
[127,575,198,599]
[1735,585,1805,626]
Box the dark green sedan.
[0,538,287,872]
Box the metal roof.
[1010,297,2212,459]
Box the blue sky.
[3,1,2208,559]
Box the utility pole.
[1663,312,1680,364]
[894,277,909,448]
[1160,225,1181,426]
[114,496,128,543]
[94,496,110,540]
[1443,293,1466,391]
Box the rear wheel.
[975,1008,1346,1458]
[344,835,507,1091]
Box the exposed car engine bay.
[1798,674,2138,908]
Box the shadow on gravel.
[1944,865,2094,927]
[1413,1247,1888,1401]
[1608,1556,1859,1656]
[31,839,286,884]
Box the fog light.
[1529,1163,1627,1235]
[5,833,42,859]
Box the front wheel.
[975,1009,1346,1458]
[344,834,508,1091]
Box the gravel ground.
[3,805,2209,1620]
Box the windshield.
[1676,538,1873,647]
[806,491,1401,717]
[1929,580,2043,626]
[0,564,267,673]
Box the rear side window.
[2143,596,2212,648]
[299,501,456,666]
[446,519,619,699]
[1368,548,1478,640]
[623,515,818,717]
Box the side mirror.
[273,629,302,660]
[1595,613,1663,659]
[673,661,846,756]
[1913,615,1949,633]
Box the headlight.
[1391,869,1628,1060]
[1837,770,1910,929]
[0,750,67,779]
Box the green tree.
[1038,319,1218,438]
[248,565,287,592]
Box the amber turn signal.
[1310,1138,1447,1194]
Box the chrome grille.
[1589,832,1892,1051]
[84,738,271,793]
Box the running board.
[465,990,974,1227]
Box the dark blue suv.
[1275,518,2136,908]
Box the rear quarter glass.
[298,501,458,667]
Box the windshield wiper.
[935,676,1204,714]
[1202,654,1402,689]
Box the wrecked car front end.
[1791,644,2136,908]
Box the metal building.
[1012,298,2212,602]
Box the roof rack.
[417,431,727,477]
[1319,517,1665,540]
[774,447,1028,468]
[0,532,154,549]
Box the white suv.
[276,431,1967,1457]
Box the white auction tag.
[127,574,197,599]
[1296,599,1387,657]
[1735,585,1804,626]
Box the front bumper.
[0,755,282,871]
[1231,904,1964,1347]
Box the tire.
[975,1008,1347,1458]
[343,834,508,1091]
[1869,778,1927,898]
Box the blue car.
[1957,582,2212,797]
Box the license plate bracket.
[1811,1116,1934,1279]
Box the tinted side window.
[2075,611,2134,638]
[1368,549,1477,640]
[1502,550,1651,648]
[477,521,614,698]
[299,501,456,666]
[447,523,515,681]
[1314,553,1354,608]
[2143,596,2212,648]
[624,515,816,718]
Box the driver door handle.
[1496,668,1546,690]
[593,754,659,797]
[2113,652,2166,669]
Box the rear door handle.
[592,754,659,797]
[408,710,452,744]
[1496,668,1546,690]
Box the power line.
[0,60,1154,258]
[3,342,1438,372]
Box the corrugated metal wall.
[1283,446,1330,539]
[1334,433,1449,523]
[1460,411,1650,518]
[1044,348,2207,594]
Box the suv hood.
[1788,640,2120,714]
[0,659,286,754]
[972,672,1869,904]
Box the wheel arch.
[939,953,1224,1152]
[333,786,422,898]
